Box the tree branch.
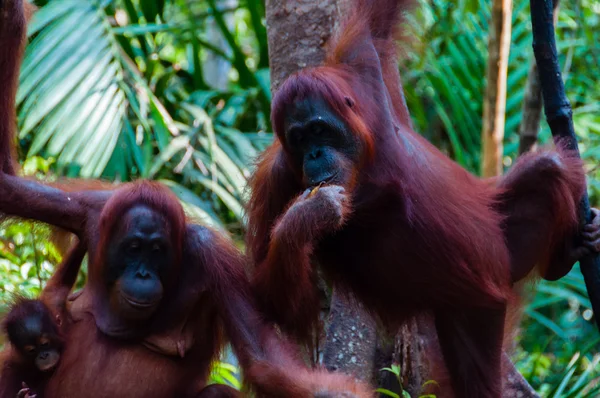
[530,0,600,331]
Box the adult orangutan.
[0,182,372,397]
[1,181,371,397]
[246,0,600,396]
[0,1,372,397]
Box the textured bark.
[481,0,513,177]
[391,315,540,398]
[395,315,435,396]
[502,355,540,398]
[322,292,377,382]
[374,333,399,394]
[265,0,337,92]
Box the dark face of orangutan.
[6,304,62,372]
[105,205,175,321]
[283,96,361,188]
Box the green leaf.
[18,0,126,178]
[375,388,401,398]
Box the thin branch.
[530,0,600,330]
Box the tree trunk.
[395,314,437,396]
[265,0,337,92]
[481,0,513,177]
[391,315,540,398]
[265,0,378,383]
[502,354,540,397]
[322,292,377,382]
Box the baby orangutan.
[2,299,63,398]
[1,243,85,398]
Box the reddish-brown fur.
[0,178,374,396]
[30,187,237,397]
[0,299,61,398]
[1,178,374,397]
[246,0,587,396]
[0,0,35,175]
[0,1,374,396]
[495,147,585,281]
[0,242,85,398]
[0,0,25,175]
[195,384,241,398]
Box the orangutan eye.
[24,345,35,353]
[129,240,141,251]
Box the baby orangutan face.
[5,299,63,372]
[22,331,61,372]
